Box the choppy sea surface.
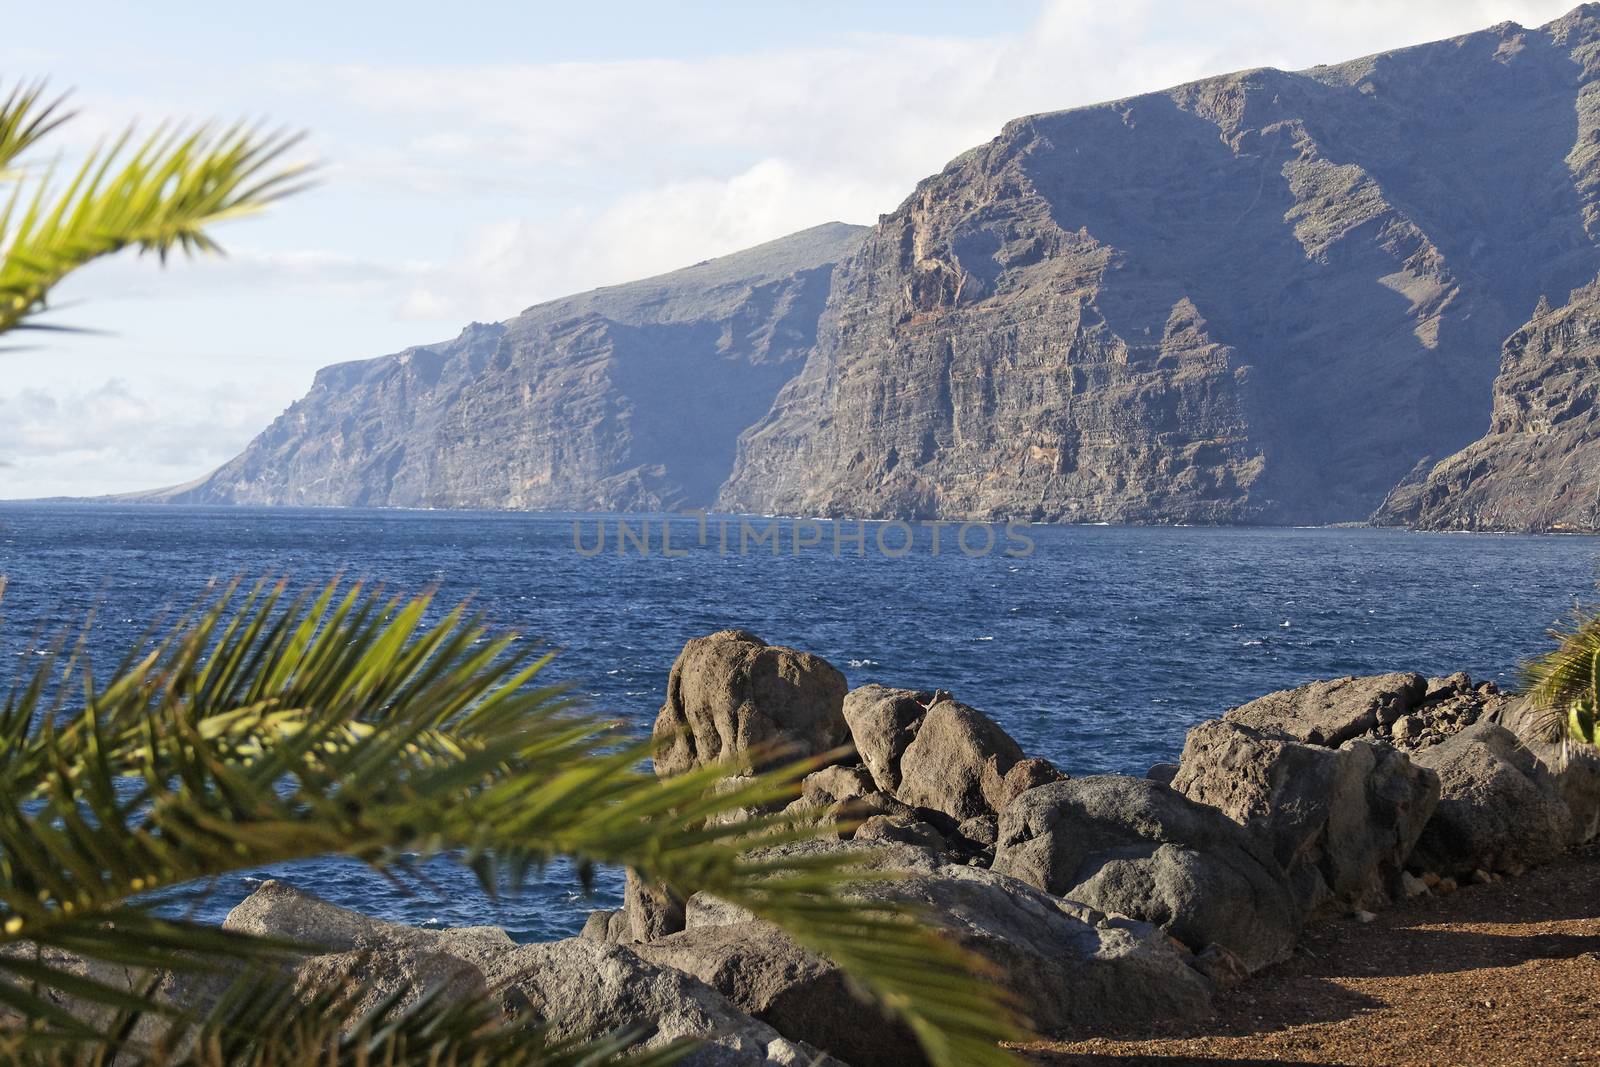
[1,504,1596,940]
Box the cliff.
[157,223,864,511]
[148,7,1600,526]
[1372,277,1600,531]
[719,8,1600,524]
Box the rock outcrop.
[27,644,1600,1065]
[633,921,920,1067]
[840,685,1039,821]
[1173,722,1439,916]
[485,939,839,1067]
[147,224,863,512]
[652,629,849,777]
[1224,673,1429,747]
[222,879,515,1016]
[1372,276,1600,531]
[1409,721,1576,877]
[720,9,1600,524]
[680,840,1215,1035]
[225,881,839,1067]
[131,8,1600,527]
[1198,671,1600,882]
[991,776,1301,972]
[1225,670,1506,752]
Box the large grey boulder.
[653,631,849,777]
[224,880,514,966]
[1173,721,1439,917]
[841,686,1031,821]
[992,776,1300,972]
[0,943,161,1037]
[1226,673,1427,747]
[634,921,918,1067]
[230,882,839,1065]
[484,938,840,1067]
[1503,699,1600,845]
[898,698,1026,820]
[683,840,1214,1035]
[220,880,517,1016]
[1410,721,1575,876]
[841,685,932,794]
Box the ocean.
[1,503,1595,940]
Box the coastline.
[5,497,1600,538]
[63,631,1597,1065]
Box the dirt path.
[1026,843,1600,1066]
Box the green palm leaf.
[0,579,1026,1065]
[1520,607,1600,747]
[3,961,695,1066]
[0,80,308,335]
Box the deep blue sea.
[1,504,1596,941]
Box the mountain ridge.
[719,6,1600,524]
[146,221,865,511]
[133,7,1600,531]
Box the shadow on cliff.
[1016,20,1595,524]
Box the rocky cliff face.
[151,8,1600,525]
[1372,278,1600,531]
[160,223,864,511]
[719,8,1600,524]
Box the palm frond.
[0,579,1026,1066]
[2,961,693,1066]
[0,117,309,333]
[0,83,72,177]
[1520,607,1600,746]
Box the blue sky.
[0,0,1576,497]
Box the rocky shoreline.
[43,630,1600,1065]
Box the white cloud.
[305,0,1578,319]
[0,378,288,498]
[397,158,903,321]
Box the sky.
[0,0,1579,498]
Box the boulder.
[956,815,999,851]
[224,880,515,972]
[484,938,840,1066]
[634,921,920,1067]
[1226,672,1427,746]
[625,869,687,942]
[841,685,931,793]
[683,840,1214,1034]
[840,685,1029,821]
[653,630,848,778]
[704,775,790,828]
[992,776,1300,972]
[0,943,160,1036]
[894,696,1026,820]
[995,757,1068,810]
[219,880,517,1015]
[1410,721,1575,876]
[580,908,630,943]
[1503,698,1600,844]
[1172,721,1439,916]
[3,882,516,1046]
[288,938,488,1017]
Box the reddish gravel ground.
[1024,842,1600,1066]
